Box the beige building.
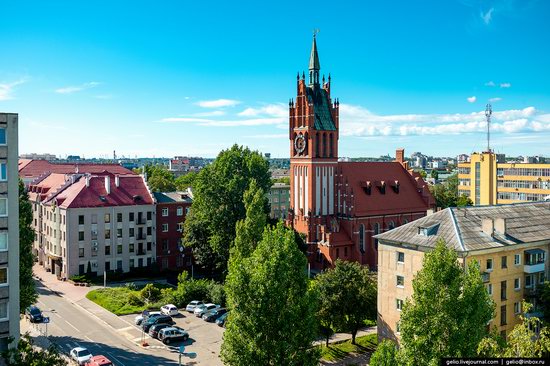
[0,113,20,350]
[267,183,290,220]
[376,202,549,342]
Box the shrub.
[140,283,161,304]
[125,282,138,291]
[127,293,143,306]
[208,281,226,306]
[160,288,176,304]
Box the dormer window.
[379,181,386,194]
[418,223,440,236]
[362,181,372,195]
[393,180,400,193]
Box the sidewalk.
[314,326,377,346]
[19,317,71,363]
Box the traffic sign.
[43,317,50,324]
[179,344,185,354]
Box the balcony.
[481,272,491,283]
[524,249,546,274]
[525,262,545,274]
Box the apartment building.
[267,183,290,220]
[376,202,549,342]
[458,152,550,205]
[28,172,155,279]
[0,113,19,350]
[154,191,192,271]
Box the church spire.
[309,31,320,86]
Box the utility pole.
[485,103,492,152]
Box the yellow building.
[375,202,549,342]
[458,152,550,205]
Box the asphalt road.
[33,280,184,366]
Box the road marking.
[105,351,126,366]
[65,320,79,332]
[85,336,93,342]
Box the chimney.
[105,175,111,194]
[115,175,120,187]
[494,218,506,235]
[482,218,494,236]
[85,175,90,187]
[395,148,405,164]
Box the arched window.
[315,133,320,157]
[373,223,380,250]
[329,133,334,158]
[322,133,327,157]
[388,221,395,230]
[304,132,309,156]
[402,218,408,225]
[359,224,365,253]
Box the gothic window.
[373,223,380,250]
[304,132,309,156]
[322,133,327,157]
[316,133,320,157]
[388,221,395,230]
[329,133,334,158]
[359,224,365,253]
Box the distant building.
[458,152,550,205]
[0,113,20,350]
[270,168,289,181]
[376,202,550,342]
[27,173,156,279]
[169,157,190,173]
[414,156,426,169]
[20,153,56,161]
[457,154,469,163]
[153,191,193,271]
[267,183,290,220]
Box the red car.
[85,355,114,366]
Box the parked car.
[148,323,173,339]
[142,314,173,332]
[84,355,113,366]
[160,304,178,316]
[158,327,189,345]
[25,305,43,323]
[194,303,219,317]
[202,308,227,322]
[134,311,161,325]
[70,347,93,365]
[215,312,228,327]
[185,300,204,313]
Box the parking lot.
[120,308,225,366]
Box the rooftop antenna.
[485,103,492,152]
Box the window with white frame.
[514,302,521,314]
[0,198,7,216]
[486,258,493,271]
[177,207,183,216]
[396,275,404,287]
[177,223,183,232]
[486,283,493,295]
[0,232,7,251]
[162,223,168,232]
[514,278,521,290]
[186,207,190,215]
[0,268,7,285]
[514,254,521,265]
[525,274,533,288]
[0,163,6,181]
[396,299,404,311]
[396,321,401,333]
[397,251,405,263]
[0,302,7,320]
[162,207,169,217]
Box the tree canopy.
[175,171,198,190]
[183,144,270,274]
[429,173,472,208]
[144,165,176,192]
[19,179,37,312]
[1,334,66,366]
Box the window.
[514,302,521,314]
[0,302,7,320]
[129,212,135,222]
[117,228,122,238]
[78,231,84,241]
[105,246,111,255]
[130,259,135,268]
[373,223,380,250]
[117,244,122,254]
[0,268,8,285]
[162,239,169,252]
[396,275,404,287]
[501,280,507,300]
[388,221,395,230]
[105,229,111,239]
[514,278,521,290]
[501,256,507,269]
[129,228,134,237]
[162,207,169,217]
[117,213,122,222]
[500,305,507,326]
[540,272,546,284]
[0,232,7,251]
[486,283,493,295]
[129,244,135,253]
[147,242,152,251]
[162,224,168,232]
[105,261,111,272]
[177,223,183,232]
[138,258,143,267]
[0,198,7,216]
[147,227,152,235]
[79,248,84,257]
[104,213,110,223]
[0,163,6,181]
[526,274,533,288]
[177,207,183,216]
[78,215,84,225]
[396,321,401,334]
[147,211,152,220]
[486,258,493,271]
[357,224,365,253]
[117,260,122,270]
[0,128,5,144]
[514,254,521,265]
[397,251,405,263]
[186,207,190,215]
[91,214,97,224]
[396,299,404,311]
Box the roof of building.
[338,162,434,217]
[375,201,550,252]
[309,35,320,70]
[306,87,336,131]
[153,191,193,204]
[19,159,135,180]
[28,173,153,208]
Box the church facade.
[288,36,435,271]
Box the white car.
[185,300,204,313]
[134,311,161,325]
[70,346,92,365]
[161,304,178,316]
[194,303,219,317]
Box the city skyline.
[1,0,549,158]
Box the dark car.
[215,312,229,327]
[25,305,43,323]
[158,327,189,345]
[142,315,173,332]
[202,308,227,322]
[148,323,172,339]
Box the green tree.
[233,180,267,258]
[314,259,376,345]
[175,171,198,190]
[271,176,290,185]
[430,169,439,180]
[0,334,66,366]
[221,223,319,365]
[139,283,161,304]
[456,194,473,207]
[399,240,494,365]
[369,339,401,366]
[145,165,176,192]
[429,173,461,208]
[417,169,427,179]
[19,179,37,312]
[183,144,270,274]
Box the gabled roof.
[153,191,193,204]
[19,159,134,180]
[375,201,550,253]
[338,162,434,217]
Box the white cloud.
[0,77,27,100]
[55,81,101,94]
[500,82,511,88]
[489,97,502,102]
[196,99,241,108]
[481,7,494,24]
[485,81,496,87]
[192,110,226,117]
[238,103,287,118]
[467,96,477,103]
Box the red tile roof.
[19,159,135,181]
[338,162,434,216]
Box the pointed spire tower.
[309,32,321,86]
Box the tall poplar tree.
[19,179,37,312]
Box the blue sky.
[1,0,549,158]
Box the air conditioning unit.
[92,262,98,268]
[92,241,98,251]
[91,230,98,236]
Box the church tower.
[289,34,339,235]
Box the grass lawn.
[86,285,169,315]
[318,333,378,362]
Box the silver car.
[194,303,219,317]
[185,300,204,313]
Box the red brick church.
[288,35,435,271]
